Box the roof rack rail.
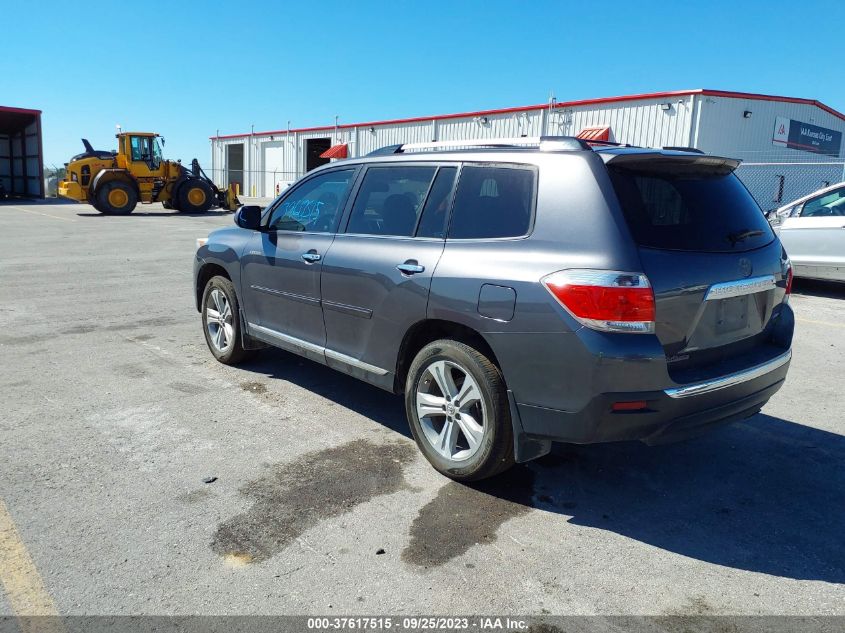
[581,139,639,148]
[662,146,705,154]
[366,136,590,156]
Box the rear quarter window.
[609,168,775,252]
[448,165,535,239]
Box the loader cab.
[125,134,162,171]
[117,133,165,174]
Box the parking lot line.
[6,205,74,222]
[0,499,59,618]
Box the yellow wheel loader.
[58,132,240,215]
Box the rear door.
[778,185,845,280]
[319,164,456,386]
[239,167,357,360]
[605,153,790,374]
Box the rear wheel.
[178,179,214,213]
[405,339,514,481]
[201,275,254,365]
[95,181,137,215]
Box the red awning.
[576,126,611,142]
[320,144,348,159]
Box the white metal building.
[210,89,845,208]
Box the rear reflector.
[784,260,794,301]
[543,269,656,334]
[612,400,648,412]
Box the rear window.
[608,169,774,252]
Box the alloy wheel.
[205,288,234,352]
[416,360,486,461]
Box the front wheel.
[96,181,137,215]
[178,180,214,213]
[201,276,255,365]
[405,339,514,481]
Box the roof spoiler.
[601,152,741,175]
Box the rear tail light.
[784,260,793,301]
[543,269,656,334]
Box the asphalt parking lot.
[1,200,843,617]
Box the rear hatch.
[603,151,788,380]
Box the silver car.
[770,181,845,282]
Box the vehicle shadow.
[792,278,845,300]
[505,415,844,583]
[76,211,233,218]
[239,349,843,582]
[239,347,411,439]
[0,197,79,205]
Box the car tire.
[96,181,137,215]
[201,275,255,365]
[405,339,514,481]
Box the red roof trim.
[0,105,42,115]
[320,143,348,159]
[210,89,845,139]
[577,126,611,141]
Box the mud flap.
[240,308,268,350]
[508,390,552,463]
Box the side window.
[417,167,457,238]
[346,166,437,237]
[448,166,535,239]
[801,187,845,217]
[267,169,356,232]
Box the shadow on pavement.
[791,278,845,300]
[240,348,843,582]
[75,210,233,218]
[518,414,843,583]
[239,347,411,439]
[0,197,79,205]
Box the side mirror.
[235,205,262,230]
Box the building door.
[227,144,244,194]
[305,138,331,172]
[263,143,286,197]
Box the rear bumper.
[514,347,791,451]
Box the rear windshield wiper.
[727,228,764,246]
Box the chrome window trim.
[704,275,776,301]
[664,349,791,399]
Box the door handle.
[301,251,322,263]
[397,263,425,275]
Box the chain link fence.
[736,160,845,213]
[204,168,300,199]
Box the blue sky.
[5,0,844,167]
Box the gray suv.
[194,137,794,481]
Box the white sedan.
[770,181,845,282]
